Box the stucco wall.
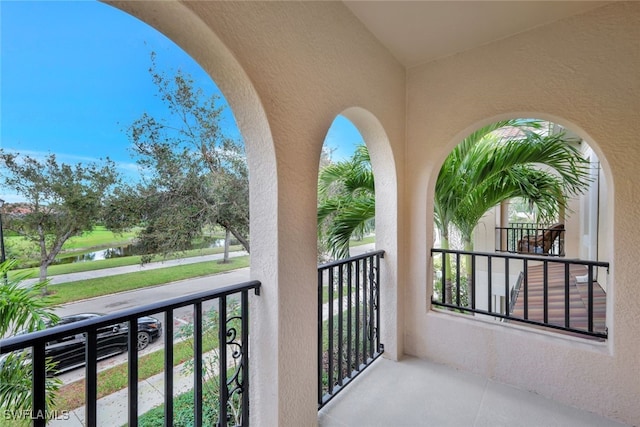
[405,3,639,424]
[105,0,639,424]
[107,2,405,426]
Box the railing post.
[565,264,571,329]
[193,303,203,427]
[218,297,228,427]
[375,252,382,353]
[471,254,476,310]
[355,259,360,369]
[317,267,324,405]
[241,290,250,426]
[32,342,46,427]
[362,257,368,362]
[346,261,353,377]
[328,266,334,393]
[455,252,461,307]
[337,263,344,386]
[542,260,548,324]
[128,317,139,427]
[523,259,529,320]
[504,258,510,317]
[487,256,493,312]
[164,308,174,425]
[441,252,446,305]
[86,329,98,426]
[588,266,594,333]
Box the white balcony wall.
[408,3,639,424]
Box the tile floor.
[318,356,629,427]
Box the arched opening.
[1,1,279,424]
[316,107,401,406]
[317,115,374,262]
[430,117,611,341]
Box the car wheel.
[137,331,151,351]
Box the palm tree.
[318,120,591,274]
[445,131,591,251]
[435,122,591,303]
[317,145,374,260]
[435,119,540,252]
[0,260,60,423]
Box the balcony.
[431,248,608,340]
[0,250,622,426]
[495,223,565,257]
[318,356,626,426]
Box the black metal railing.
[495,223,565,257]
[431,248,608,339]
[0,280,261,427]
[318,250,384,409]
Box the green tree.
[317,145,374,260]
[318,121,591,289]
[434,120,538,254]
[439,127,591,252]
[434,121,591,303]
[0,260,60,423]
[0,152,119,284]
[117,54,249,258]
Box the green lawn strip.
[10,245,244,280]
[58,226,139,250]
[54,336,219,411]
[321,284,352,305]
[349,235,375,246]
[46,256,250,306]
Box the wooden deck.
[511,263,607,337]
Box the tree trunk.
[463,239,474,309]
[441,234,453,305]
[223,228,231,263]
[224,223,250,253]
[39,263,47,283]
[39,261,50,295]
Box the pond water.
[54,237,230,265]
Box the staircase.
[511,263,607,337]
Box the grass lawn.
[54,335,220,411]
[60,226,139,250]
[349,235,375,246]
[10,245,244,280]
[45,256,249,306]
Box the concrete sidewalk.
[49,357,197,427]
[26,242,376,287]
[23,250,249,286]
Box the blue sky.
[1,1,362,202]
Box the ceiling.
[343,1,610,68]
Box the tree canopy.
[318,120,592,261]
[435,120,591,251]
[106,54,249,258]
[0,152,119,283]
[317,145,374,260]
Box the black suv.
[41,313,162,373]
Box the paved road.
[52,243,376,384]
[54,268,252,384]
[53,243,375,316]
